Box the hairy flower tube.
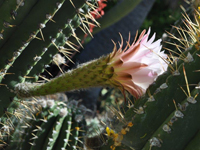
[15,29,168,99]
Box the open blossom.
[108,29,168,98]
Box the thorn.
[69,24,83,48]
[23,76,36,79]
[69,0,76,8]
[39,75,50,81]
[44,69,53,77]
[173,99,178,111]
[52,60,64,74]
[29,142,35,146]
[183,65,191,97]
[39,29,45,41]
[16,0,24,11]
[3,22,16,28]
[65,41,79,52]
[51,40,59,50]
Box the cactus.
[1,0,200,150]
[6,94,88,150]
[87,7,200,150]
[0,0,101,147]
[0,0,98,127]
[0,0,97,109]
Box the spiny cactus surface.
[7,96,88,150]
[97,8,200,150]
[0,0,98,146]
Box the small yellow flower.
[75,127,80,131]
[110,145,116,150]
[121,128,127,135]
[106,127,111,135]
[114,134,123,147]
[128,122,133,127]
[106,127,116,137]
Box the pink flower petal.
[109,29,168,98]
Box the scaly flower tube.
[15,29,168,99]
[107,28,168,98]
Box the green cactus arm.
[142,88,200,150]
[25,35,67,82]
[7,99,87,150]
[25,15,82,82]
[19,119,44,150]
[42,114,66,150]
[66,118,79,150]
[77,120,87,149]
[29,109,59,150]
[0,0,39,49]
[0,0,85,87]
[184,129,200,150]
[0,0,95,119]
[0,0,65,73]
[25,2,96,82]
[0,0,5,7]
[0,0,20,32]
[53,109,72,149]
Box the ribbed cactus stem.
[15,55,114,98]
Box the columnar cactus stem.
[0,0,97,119]
[0,0,65,75]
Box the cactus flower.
[108,29,168,98]
[15,29,168,99]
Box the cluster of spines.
[142,84,200,150]
[7,96,89,150]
